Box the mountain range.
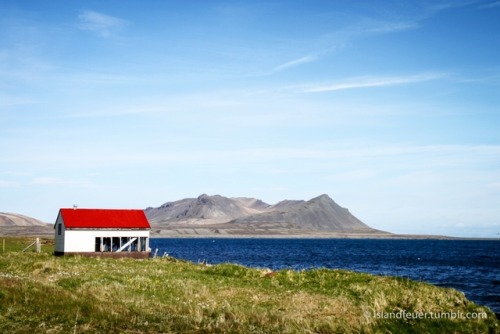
[1,194,389,237]
[0,212,53,236]
[145,194,388,236]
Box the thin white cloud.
[366,21,418,33]
[33,177,93,188]
[77,10,129,37]
[0,180,19,188]
[478,1,500,9]
[64,72,146,85]
[274,55,318,72]
[487,182,500,190]
[303,73,446,93]
[264,17,417,76]
[0,97,43,109]
[47,144,500,167]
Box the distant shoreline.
[150,232,500,241]
[1,227,498,241]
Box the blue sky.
[1,1,499,237]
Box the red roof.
[59,209,151,229]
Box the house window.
[95,237,102,252]
[121,237,129,251]
[131,238,138,251]
[112,237,120,252]
[57,224,62,235]
[94,237,146,253]
[140,237,148,251]
[102,237,111,252]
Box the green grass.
[0,236,54,253]
[0,237,498,333]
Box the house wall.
[54,213,65,253]
[62,229,150,253]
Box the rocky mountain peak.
[310,194,332,201]
[146,194,382,234]
[197,194,214,205]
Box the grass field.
[0,237,498,333]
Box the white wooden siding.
[62,229,149,252]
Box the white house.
[54,208,151,258]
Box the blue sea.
[150,238,500,315]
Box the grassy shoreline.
[0,237,498,333]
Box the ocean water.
[150,238,500,315]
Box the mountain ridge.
[0,212,53,236]
[145,194,387,236]
[228,194,372,232]
[0,212,49,227]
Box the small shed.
[54,208,151,258]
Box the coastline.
[2,228,499,241]
[150,231,499,240]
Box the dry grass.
[0,237,498,333]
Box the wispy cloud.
[77,10,129,37]
[33,177,94,188]
[0,97,43,109]
[273,55,318,72]
[478,1,500,9]
[455,70,500,85]
[266,18,417,75]
[0,180,19,188]
[303,73,446,93]
[365,21,418,33]
[56,144,500,167]
[63,72,147,85]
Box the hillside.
[230,194,373,232]
[145,194,265,225]
[0,212,53,236]
[1,238,498,333]
[145,194,388,236]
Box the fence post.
[22,239,36,252]
[36,238,41,253]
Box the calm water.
[150,238,500,315]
